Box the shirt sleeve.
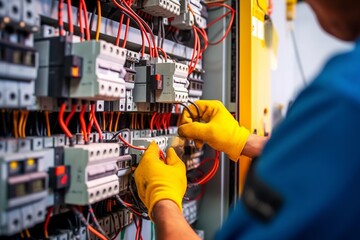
[217,74,360,239]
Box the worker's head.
[306,0,360,41]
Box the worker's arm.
[242,134,269,158]
[134,142,198,239]
[152,200,200,240]
[178,100,268,160]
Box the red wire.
[66,0,74,34]
[80,0,91,40]
[44,206,53,238]
[79,104,89,143]
[122,17,130,48]
[91,104,103,141]
[111,0,153,57]
[206,3,235,45]
[195,151,220,185]
[65,103,77,126]
[87,105,95,134]
[118,135,146,151]
[58,0,65,36]
[150,112,157,132]
[78,2,84,41]
[115,14,124,46]
[157,47,168,60]
[112,0,158,57]
[59,103,73,138]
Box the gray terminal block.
[64,143,132,205]
[0,0,39,32]
[0,147,53,236]
[139,0,181,17]
[155,61,189,103]
[0,149,54,212]
[70,40,128,100]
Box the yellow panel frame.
[238,0,272,193]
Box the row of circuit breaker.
[0,131,203,237]
[0,0,206,110]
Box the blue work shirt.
[217,40,360,239]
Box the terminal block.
[0,148,54,235]
[64,143,132,205]
[172,0,206,29]
[155,61,189,103]
[0,0,40,32]
[113,50,140,112]
[70,40,127,100]
[35,35,81,98]
[131,136,168,162]
[89,208,133,240]
[0,0,40,108]
[134,59,189,103]
[136,0,181,17]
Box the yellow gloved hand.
[134,142,187,219]
[178,100,250,161]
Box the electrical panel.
[0,0,235,238]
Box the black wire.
[178,103,196,122]
[89,6,97,33]
[88,205,110,239]
[187,100,201,122]
[110,128,131,141]
[290,28,307,86]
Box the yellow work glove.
[178,100,250,161]
[134,142,187,219]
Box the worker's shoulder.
[312,43,360,104]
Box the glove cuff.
[227,126,250,162]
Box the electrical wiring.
[122,17,130,48]
[206,3,235,45]
[114,112,121,132]
[71,207,108,240]
[91,105,103,141]
[109,112,114,132]
[190,151,220,185]
[24,229,31,238]
[111,0,158,57]
[58,0,65,36]
[188,100,201,122]
[45,111,51,137]
[59,102,73,140]
[140,113,144,130]
[118,134,146,151]
[88,205,110,239]
[115,14,125,46]
[111,0,151,56]
[87,105,95,135]
[115,195,148,219]
[65,103,77,126]
[66,0,74,34]
[44,206,53,239]
[178,103,196,121]
[80,0,91,40]
[157,47,168,60]
[102,112,106,130]
[22,111,29,138]
[79,103,89,143]
[18,111,24,138]
[78,2,84,41]
[95,0,102,41]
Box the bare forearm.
[242,134,269,158]
[152,200,200,240]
